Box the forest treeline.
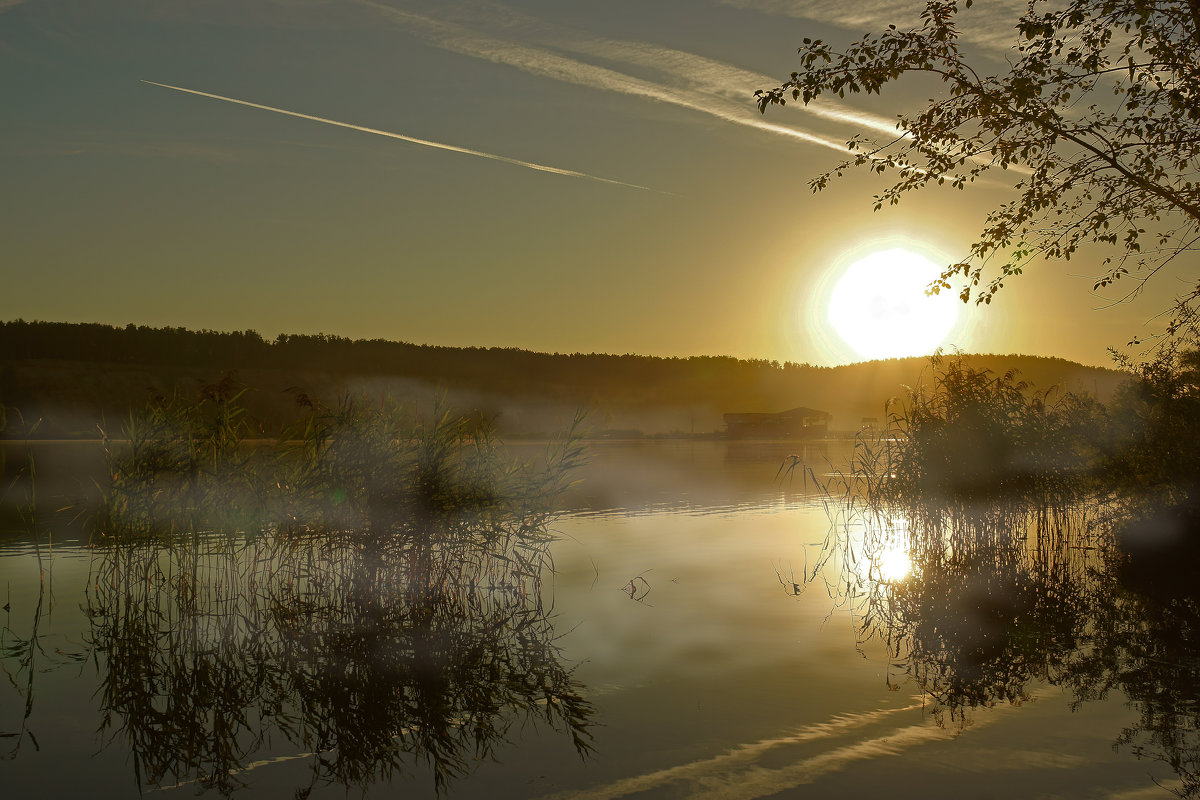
[0,319,826,380]
[0,319,1127,438]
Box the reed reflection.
[87,538,592,796]
[788,354,1200,795]
[800,476,1200,793]
[84,388,593,796]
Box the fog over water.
[0,441,1192,798]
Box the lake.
[0,440,1192,798]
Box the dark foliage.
[758,0,1200,348]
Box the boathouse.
[723,406,831,439]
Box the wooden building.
[723,406,831,439]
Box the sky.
[2,0,1190,367]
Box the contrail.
[140,80,668,194]
[356,2,862,155]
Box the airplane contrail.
[140,80,668,194]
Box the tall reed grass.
[86,534,593,795]
[95,379,585,587]
[84,380,592,794]
[784,355,1114,579]
[784,355,1200,790]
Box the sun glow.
[875,545,913,583]
[844,523,915,586]
[826,248,960,361]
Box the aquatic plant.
[785,354,1200,792]
[86,380,591,795]
[96,379,586,581]
[881,355,1107,509]
[1106,345,1200,508]
[270,394,584,588]
[822,498,1200,796]
[87,534,593,796]
[96,374,265,540]
[784,354,1111,527]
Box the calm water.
[0,441,1191,798]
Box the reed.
[85,380,592,795]
[783,353,1113,570]
[86,532,593,795]
[780,355,1200,788]
[95,376,264,542]
[95,380,586,585]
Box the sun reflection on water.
[840,516,916,588]
[874,544,913,583]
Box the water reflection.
[57,398,597,797]
[1,574,91,760]
[558,440,832,517]
[803,497,1200,794]
[86,535,593,796]
[13,436,1200,797]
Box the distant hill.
[0,320,1128,438]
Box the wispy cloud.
[717,0,1028,52]
[358,0,876,157]
[1104,780,1185,800]
[556,37,903,138]
[356,2,1021,184]
[140,80,667,193]
[529,4,1028,179]
[0,0,27,11]
[427,0,905,137]
[149,751,319,792]
[681,722,961,800]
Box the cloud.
[1104,780,1186,800]
[150,751,319,792]
[357,0,877,157]
[555,37,904,138]
[678,722,962,800]
[427,0,904,136]
[716,0,1029,52]
[140,80,667,193]
[532,4,1028,179]
[357,2,1013,183]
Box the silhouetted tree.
[758,0,1200,349]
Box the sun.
[826,248,960,361]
